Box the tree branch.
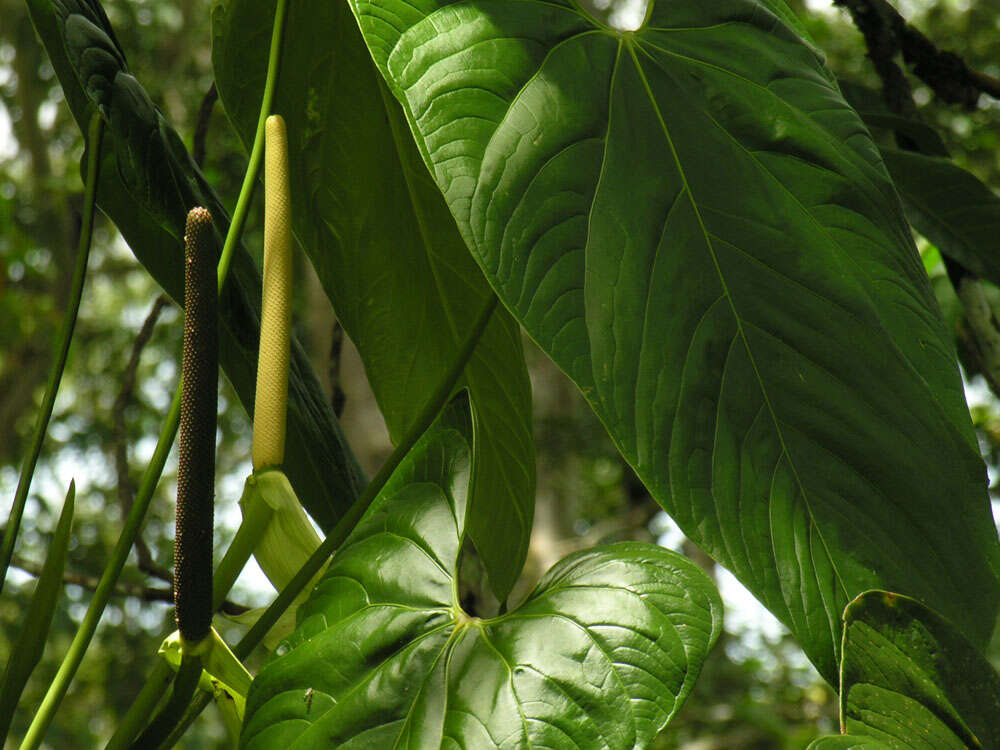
[10,556,249,616]
[835,0,1000,396]
[112,295,173,584]
[834,0,994,108]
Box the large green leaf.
[350,0,1000,681]
[834,591,1000,749]
[26,0,365,530]
[211,0,535,600]
[241,394,723,748]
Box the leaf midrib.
[621,40,851,616]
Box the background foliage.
[1,0,999,746]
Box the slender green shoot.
[131,655,203,749]
[103,660,174,750]
[0,113,102,595]
[0,481,75,737]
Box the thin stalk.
[156,296,500,747]
[211,496,274,612]
[103,660,173,750]
[0,113,103,595]
[20,387,181,750]
[131,655,203,749]
[217,0,289,286]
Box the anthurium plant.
[4,0,1000,746]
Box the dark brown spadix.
[174,206,217,647]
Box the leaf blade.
[881,148,1000,287]
[211,0,536,599]
[349,0,1000,681]
[242,395,723,748]
[836,591,1000,750]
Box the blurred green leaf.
[0,481,75,737]
[24,0,365,530]
[881,148,1000,287]
[212,0,535,600]
[350,0,1000,683]
[242,394,723,748]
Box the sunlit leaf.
[350,0,1000,681]
[241,395,723,748]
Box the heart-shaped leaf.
[211,0,535,600]
[25,0,366,529]
[349,0,1000,681]
[241,394,723,748]
[831,591,1000,749]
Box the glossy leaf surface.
[351,0,1000,680]
[26,0,365,530]
[836,591,1000,750]
[212,0,535,600]
[242,396,723,748]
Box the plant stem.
[154,295,500,747]
[20,387,181,750]
[0,112,103,597]
[212,495,274,612]
[132,655,203,749]
[104,499,272,749]
[103,660,174,750]
[217,0,289,287]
